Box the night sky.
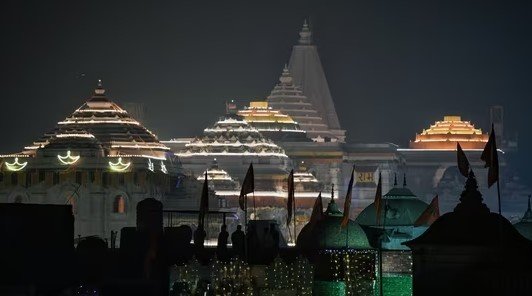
[2,1,532,183]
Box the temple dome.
[237,101,308,142]
[297,200,371,250]
[410,115,488,150]
[24,81,170,159]
[405,172,531,247]
[355,177,428,226]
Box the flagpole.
[379,199,387,296]
[497,180,501,215]
[252,191,256,220]
[244,192,248,262]
[293,189,296,245]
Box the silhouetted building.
[405,172,532,295]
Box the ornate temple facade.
[0,82,203,241]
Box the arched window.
[113,195,126,214]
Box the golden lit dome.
[410,116,488,149]
[238,101,297,124]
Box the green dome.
[297,200,371,250]
[355,186,428,226]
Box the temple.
[0,82,203,241]
[410,115,489,150]
[236,101,308,142]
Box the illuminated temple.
[164,22,528,229]
[410,116,489,149]
[0,82,204,240]
[237,101,308,142]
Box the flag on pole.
[309,192,324,225]
[414,195,440,226]
[481,124,499,188]
[286,169,295,226]
[375,173,383,225]
[239,163,254,210]
[198,172,209,228]
[341,166,355,228]
[456,142,470,177]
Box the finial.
[331,184,335,202]
[279,64,293,84]
[528,195,531,211]
[403,173,407,187]
[394,173,398,186]
[298,19,312,45]
[95,79,105,95]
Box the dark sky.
[2,1,532,181]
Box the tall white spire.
[288,20,345,142]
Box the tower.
[287,20,345,142]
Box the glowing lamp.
[109,157,131,172]
[57,150,80,165]
[5,157,28,171]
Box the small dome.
[355,182,428,226]
[297,200,371,250]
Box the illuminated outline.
[57,150,80,165]
[160,161,167,174]
[5,157,28,171]
[109,157,131,172]
[147,159,154,172]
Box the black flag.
[198,172,209,228]
[239,163,254,210]
[286,169,295,226]
[481,124,499,188]
[309,192,324,225]
[341,165,355,228]
[456,142,470,177]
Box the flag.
[481,124,499,187]
[198,172,209,228]
[341,165,355,228]
[375,173,383,225]
[309,192,324,225]
[456,142,470,177]
[239,163,254,211]
[414,195,440,226]
[286,169,295,226]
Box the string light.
[5,157,28,171]
[57,150,80,165]
[160,161,167,174]
[147,159,154,172]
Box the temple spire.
[279,64,293,84]
[95,79,105,95]
[298,19,312,45]
[454,170,489,214]
[403,173,407,187]
[394,173,398,186]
